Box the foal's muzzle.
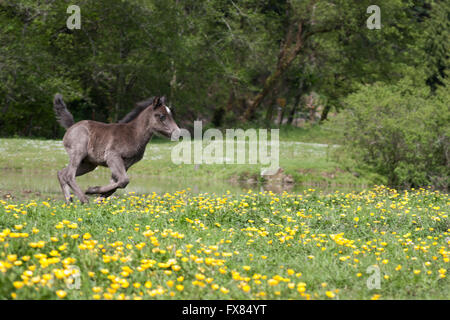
[170,128,182,141]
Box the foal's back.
[63,120,139,165]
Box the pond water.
[0,167,367,202]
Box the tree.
[241,0,421,122]
[335,77,449,188]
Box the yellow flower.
[220,287,229,294]
[371,294,381,300]
[325,291,335,298]
[195,273,205,281]
[83,233,91,240]
[171,265,181,271]
[145,281,152,288]
[103,293,113,300]
[267,279,278,286]
[176,284,184,291]
[56,290,67,298]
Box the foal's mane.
[117,97,155,123]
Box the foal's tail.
[53,94,75,129]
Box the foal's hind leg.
[58,160,96,204]
[85,156,129,195]
[63,152,90,204]
[98,176,118,199]
[57,170,72,204]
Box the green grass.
[0,186,448,300]
[0,126,383,201]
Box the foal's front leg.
[85,156,129,195]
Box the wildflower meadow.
[0,186,448,300]
[0,1,448,303]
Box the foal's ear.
[153,96,166,109]
[153,96,162,109]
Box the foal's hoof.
[85,186,100,194]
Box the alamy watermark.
[66,5,81,30]
[171,121,279,176]
[66,4,380,31]
[366,265,381,290]
[367,5,381,30]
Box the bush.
[334,79,449,189]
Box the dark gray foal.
[53,94,180,204]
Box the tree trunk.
[265,86,280,125]
[242,22,304,121]
[265,101,275,125]
[320,104,331,122]
[277,107,285,127]
[288,92,302,124]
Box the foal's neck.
[129,107,154,146]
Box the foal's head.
[148,96,180,139]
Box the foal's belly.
[85,146,145,169]
[123,152,145,169]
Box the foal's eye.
[159,114,166,121]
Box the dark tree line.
[0,0,447,138]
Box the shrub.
[334,79,449,189]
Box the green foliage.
[0,0,448,189]
[418,0,450,90]
[335,77,449,188]
[0,0,433,137]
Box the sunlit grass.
[0,136,381,202]
[0,186,448,300]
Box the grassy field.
[0,129,447,300]
[0,186,448,300]
[0,126,382,201]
